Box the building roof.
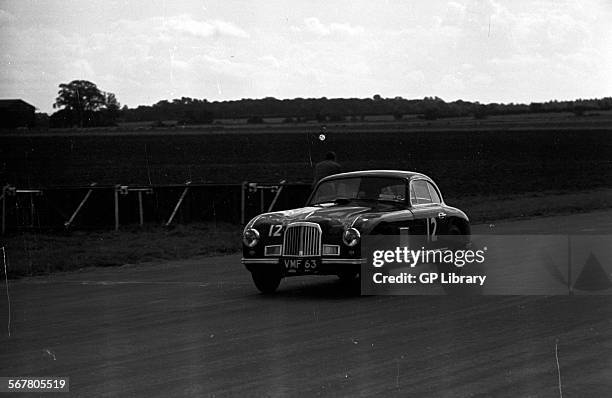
[0,99,36,110]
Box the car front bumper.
[241,258,366,265]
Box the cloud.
[0,9,15,25]
[304,17,328,35]
[380,0,610,101]
[1,1,609,111]
[164,15,249,39]
[302,17,364,36]
[434,74,465,93]
[329,22,365,36]
[193,54,252,76]
[66,59,95,78]
[259,55,281,69]
[170,58,191,71]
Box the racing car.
[241,170,470,293]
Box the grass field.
[1,222,241,277]
[1,113,611,201]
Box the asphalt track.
[1,211,611,397]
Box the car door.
[408,179,446,248]
[425,180,450,237]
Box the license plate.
[283,258,320,273]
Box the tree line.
[47,80,612,128]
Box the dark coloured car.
[241,170,470,293]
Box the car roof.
[320,169,430,182]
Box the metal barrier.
[0,182,312,233]
[240,180,288,225]
[2,185,43,233]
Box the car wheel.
[337,270,359,283]
[251,269,282,294]
[437,223,465,275]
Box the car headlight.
[342,228,361,247]
[242,228,260,247]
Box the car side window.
[411,180,432,205]
[378,183,405,202]
[427,182,442,204]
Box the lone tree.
[104,92,120,121]
[52,80,119,127]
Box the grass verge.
[1,222,241,278]
[451,188,612,223]
[1,189,611,278]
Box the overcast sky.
[1,0,611,113]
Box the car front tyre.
[437,223,467,275]
[251,269,282,294]
[337,270,359,283]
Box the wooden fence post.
[64,183,96,228]
[114,185,120,231]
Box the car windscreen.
[309,177,407,205]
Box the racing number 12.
[426,217,437,242]
[268,224,282,237]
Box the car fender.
[350,209,416,235]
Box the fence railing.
[1,182,313,233]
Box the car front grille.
[282,222,322,256]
